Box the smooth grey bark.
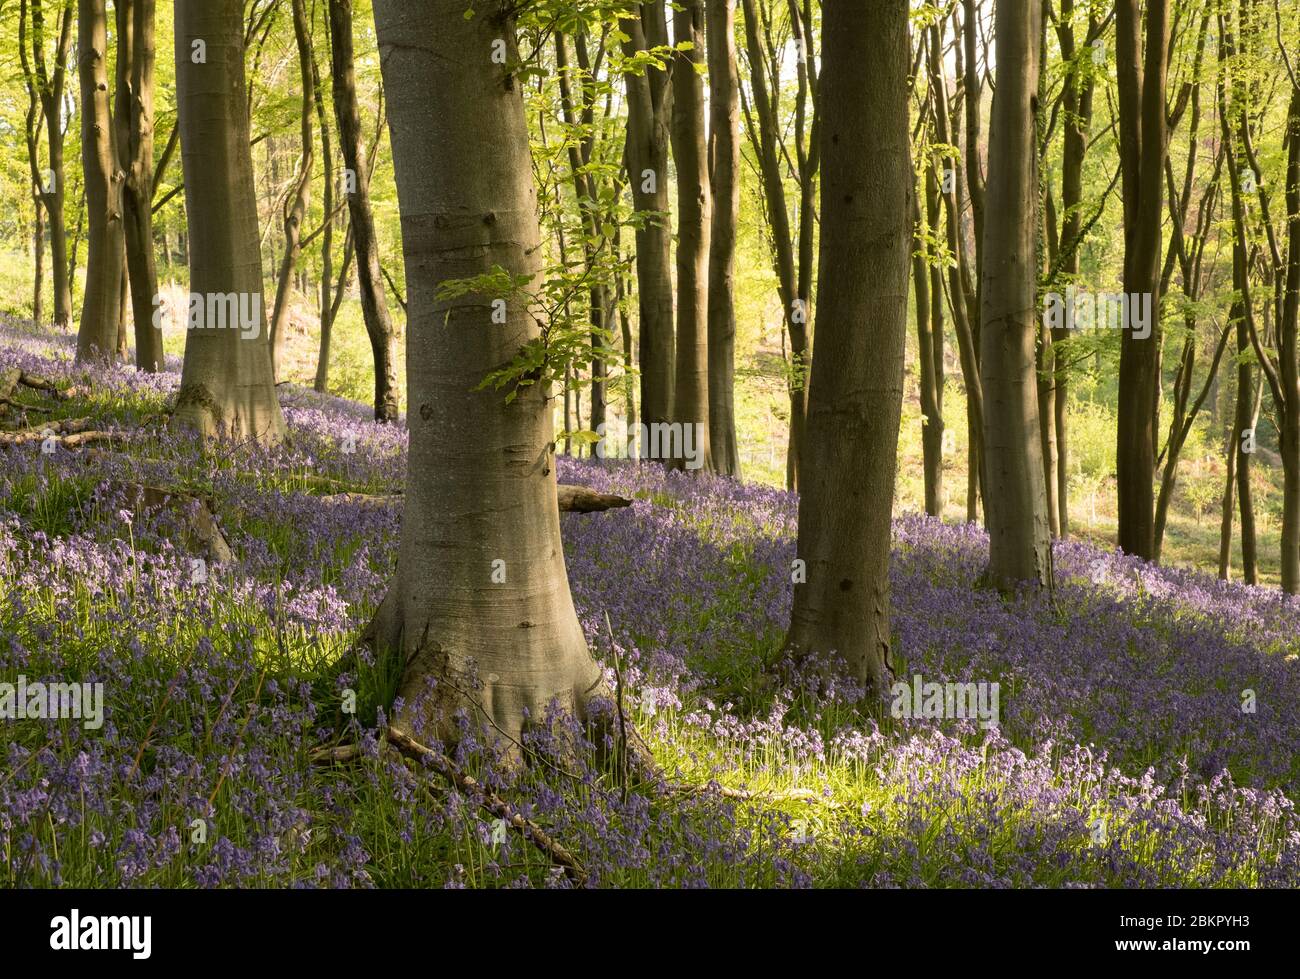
[623,4,676,435]
[979,0,1051,588]
[784,0,910,695]
[172,0,285,442]
[670,0,712,471]
[268,0,315,381]
[705,0,741,478]
[328,0,400,422]
[74,0,124,364]
[368,0,606,749]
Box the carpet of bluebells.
[2,317,1299,888]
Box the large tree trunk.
[368,0,606,748]
[705,0,741,478]
[670,0,711,471]
[784,0,910,695]
[328,0,400,422]
[1114,0,1170,560]
[171,0,284,443]
[74,0,124,364]
[267,0,315,381]
[623,5,675,438]
[978,0,1052,588]
[114,0,165,372]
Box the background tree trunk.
[1114,0,1171,560]
[784,0,910,695]
[74,0,125,364]
[670,0,711,471]
[623,5,676,438]
[705,0,741,478]
[268,0,315,380]
[912,172,944,517]
[979,0,1052,588]
[115,0,166,372]
[31,0,75,331]
[172,0,285,443]
[328,0,400,422]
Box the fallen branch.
[318,485,632,515]
[314,728,590,885]
[385,726,589,885]
[666,783,826,804]
[15,371,82,400]
[0,418,115,449]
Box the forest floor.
[2,315,1298,887]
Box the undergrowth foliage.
[2,319,1299,888]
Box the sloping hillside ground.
[2,317,1298,887]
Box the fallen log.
[319,484,632,515]
[0,418,114,449]
[556,484,633,513]
[107,482,233,564]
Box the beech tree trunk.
[1280,86,1300,593]
[114,0,165,372]
[312,33,335,396]
[268,0,315,381]
[29,0,75,331]
[784,0,910,695]
[172,0,285,442]
[368,0,606,748]
[623,4,676,436]
[1114,0,1171,560]
[1051,1,1101,538]
[329,0,400,422]
[740,0,816,489]
[912,170,944,517]
[670,0,711,471]
[979,0,1052,588]
[927,16,984,523]
[705,0,741,478]
[74,0,124,364]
